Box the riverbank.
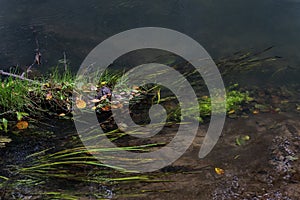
[0,66,299,199]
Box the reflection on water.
[0,0,299,81]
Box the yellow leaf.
[58,113,66,117]
[16,121,29,130]
[228,110,235,114]
[43,83,50,88]
[76,99,87,109]
[253,110,259,114]
[92,106,97,110]
[215,167,225,175]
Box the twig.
[0,70,40,84]
[0,111,14,116]
[63,51,67,72]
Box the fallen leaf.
[76,99,87,109]
[132,85,139,90]
[90,99,101,103]
[16,121,29,130]
[111,105,119,109]
[101,105,111,111]
[228,110,235,114]
[111,103,123,109]
[253,110,259,114]
[43,83,50,88]
[215,167,225,175]
[46,93,52,100]
[58,113,66,117]
[90,85,97,91]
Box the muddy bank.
[116,112,300,199]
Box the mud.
[116,112,300,200]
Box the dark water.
[0,0,300,81]
[1,1,300,199]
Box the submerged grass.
[1,141,160,199]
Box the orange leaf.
[101,105,111,111]
[214,167,225,175]
[16,121,29,130]
[76,99,87,109]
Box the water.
[1,1,300,199]
[0,0,299,81]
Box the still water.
[1,1,300,199]
[0,0,300,82]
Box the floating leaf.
[16,121,29,130]
[215,167,225,175]
[76,99,87,109]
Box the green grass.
[0,76,33,113]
